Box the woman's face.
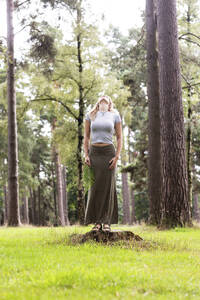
[99,99,109,112]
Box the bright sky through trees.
[88,0,145,34]
[0,0,145,57]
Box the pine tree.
[145,0,162,225]
[6,0,21,226]
[156,0,191,227]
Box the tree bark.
[3,184,8,225]
[32,189,37,224]
[6,0,21,226]
[55,152,65,226]
[121,125,130,224]
[51,118,65,226]
[146,0,162,225]
[187,87,192,216]
[52,166,58,226]
[76,0,85,225]
[130,185,136,224]
[37,185,41,225]
[51,163,58,226]
[193,194,200,222]
[22,191,29,224]
[156,0,191,227]
[185,2,193,217]
[29,187,33,224]
[62,165,70,225]
[122,172,131,224]
[128,127,136,224]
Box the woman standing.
[83,95,122,232]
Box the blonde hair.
[88,95,115,121]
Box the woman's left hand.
[108,156,118,169]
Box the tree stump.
[70,229,143,244]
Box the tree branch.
[179,37,200,48]
[179,32,200,40]
[135,25,145,46]
[30,97,79,120]
[14,24,30,36]
[82,77,96,99]
[182,82,200,89]
[14,0,30,9]
[181,73,200,98]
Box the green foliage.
[177,0,200,196]
[3,0,199,227]
[104,24,148,200]
[40,0,78,10]
[83,163,95,195]
[134,191,149,222]
[28,21,60,63]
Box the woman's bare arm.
[83,120,91,157]
[108,121,122,169]
[115,122,122,159]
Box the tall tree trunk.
[29,187,36,225]
[187,87,192,215]
[42,201,46,226]
[38,185,41,226]
[3,184,8,225]
[122,172,131,224]
[51,118,65,226]
[193,194,200,222]
[76,0,85,224]
[62,165,70,225]
[28,191,32,224]
[6,0,20,226]
[29,187,33,224]
[33,189,37,224]
[54,151,65,226]
[128,127,136,224]
[130,185,136,224]
[52,166,58,225]
[156,0,191,227]
[146,0,162,225]
[186,2,193,217]
[22,190,29,224]
[121,125,130,224]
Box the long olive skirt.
[84,144,118,225]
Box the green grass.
[0,224,200,299]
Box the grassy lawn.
[0,224,200,299]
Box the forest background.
[0,0,200,227]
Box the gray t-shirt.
[85,110,121,145]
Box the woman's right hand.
[85,155,91,167]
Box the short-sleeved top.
[85,110,121,145]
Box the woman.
[83,95,122,232]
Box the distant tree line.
[0,0,199,228]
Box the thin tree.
[121,123,130,224]
[76,0,85,224]
[51,117,65,226]
[128,127,136,224]
[62,165,70,225]
[156,0,191,227]
[21,191,29,224]
[184,1,195,217]
[145,0,162,225]
[6,0,21,226]
[3,183,8,224]
[193,194,200,222]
